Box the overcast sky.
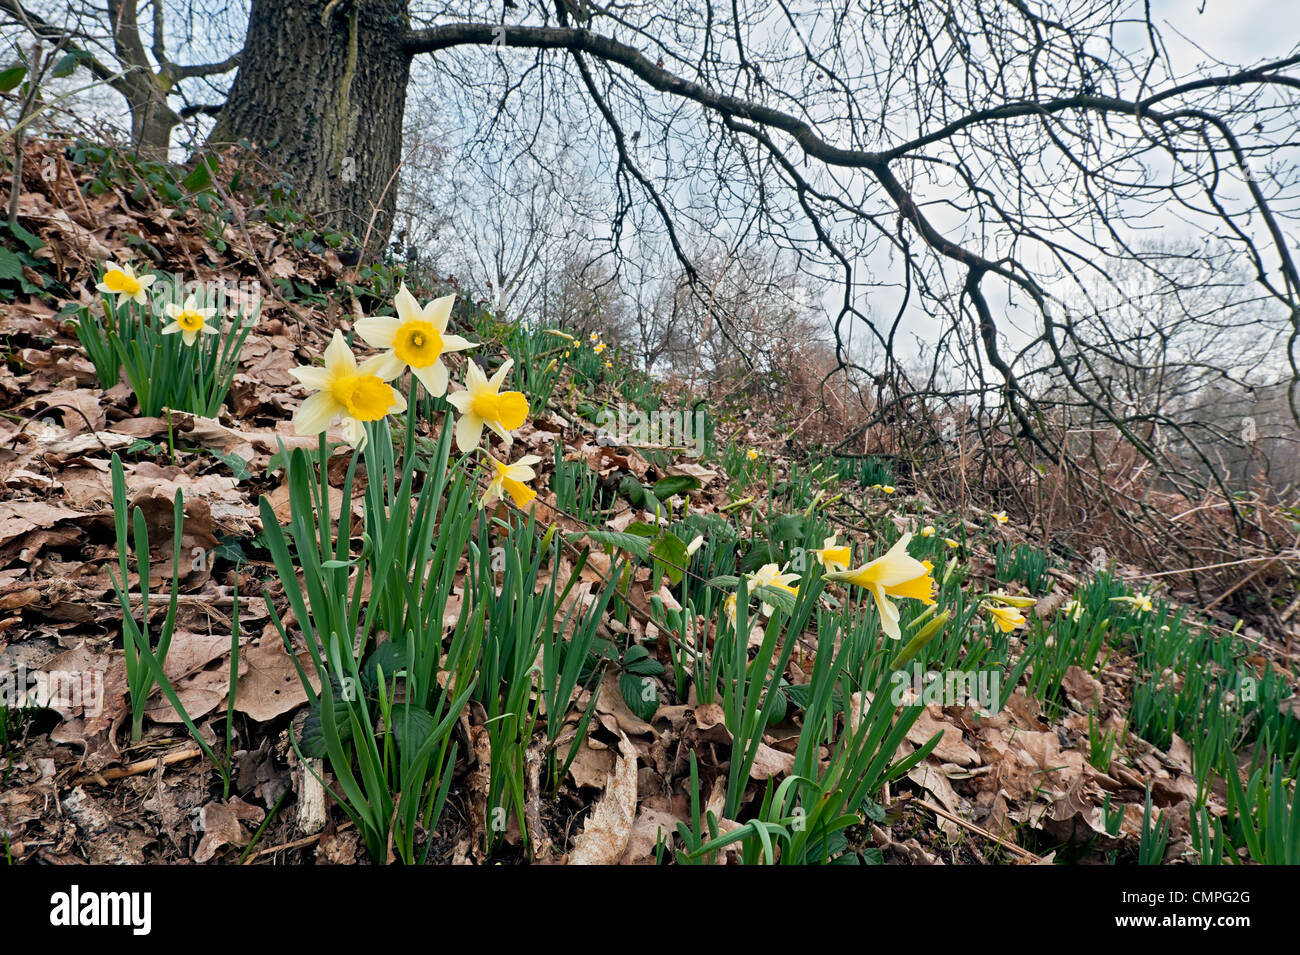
[1154,0,1300,66]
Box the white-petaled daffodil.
[290,330,406,450]
[96,262,156,306]
[746,562,800,616]
[823,533,936,639]
[355,285,473,397]
[812,535,851,572]
[481,453,541,510]
[1110,593,1154,613]
[983,602,1026,633]
[161,294,218,346]
[446,358,530,452]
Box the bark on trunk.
[209,0,411,253]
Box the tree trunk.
[209,0,411,254]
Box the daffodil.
[1110,594,1154,613]
[481,453,542,510]
[920,525,935,537]
[747,448,759,461]
[604,360,612,369]
[594,342,607,354]
[944,537,960,549]
[161,294,218,346]
[686,535,705,557]
[724,592,737,626]
[987,592,1037,609]
[290,330,406,450]
[882,485,896,494]
[446,358,530,452]
[983,603,1026,632]
[354,285,473,397]
[96,262,156,306]
[824,533,935,639]
[812,535,851,572]
[1062,598,1085,622]
[746,562,800,616]
[991,511,1009,524]
[589,332,599,343]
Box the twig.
[72,745,202,785]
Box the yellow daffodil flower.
[746,562,800,616]
[446,358,530,452]
[944,537,960,549]
[594,342,607,354]
[589,332,599,343]
[355,285,473,397]
[991,511,1009,524]
[824,533,935,639]
[686,535,705,557]
[96,262,156,306]
[812,535,851,572]
[481,453,542,510]
[882,485,896,494]
[290,330,406,450]
[920,525,935,537]
[983,602,1026,632]
[1062,598,1085,622]
[604,360,612,368]
[724,592,737,625]
[1110,594,1154,613]
[161,294,218,346]
[747,448,759,461]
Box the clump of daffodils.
[823,533,935,639]
[290,287,539,468]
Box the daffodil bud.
[890,609,950,670]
